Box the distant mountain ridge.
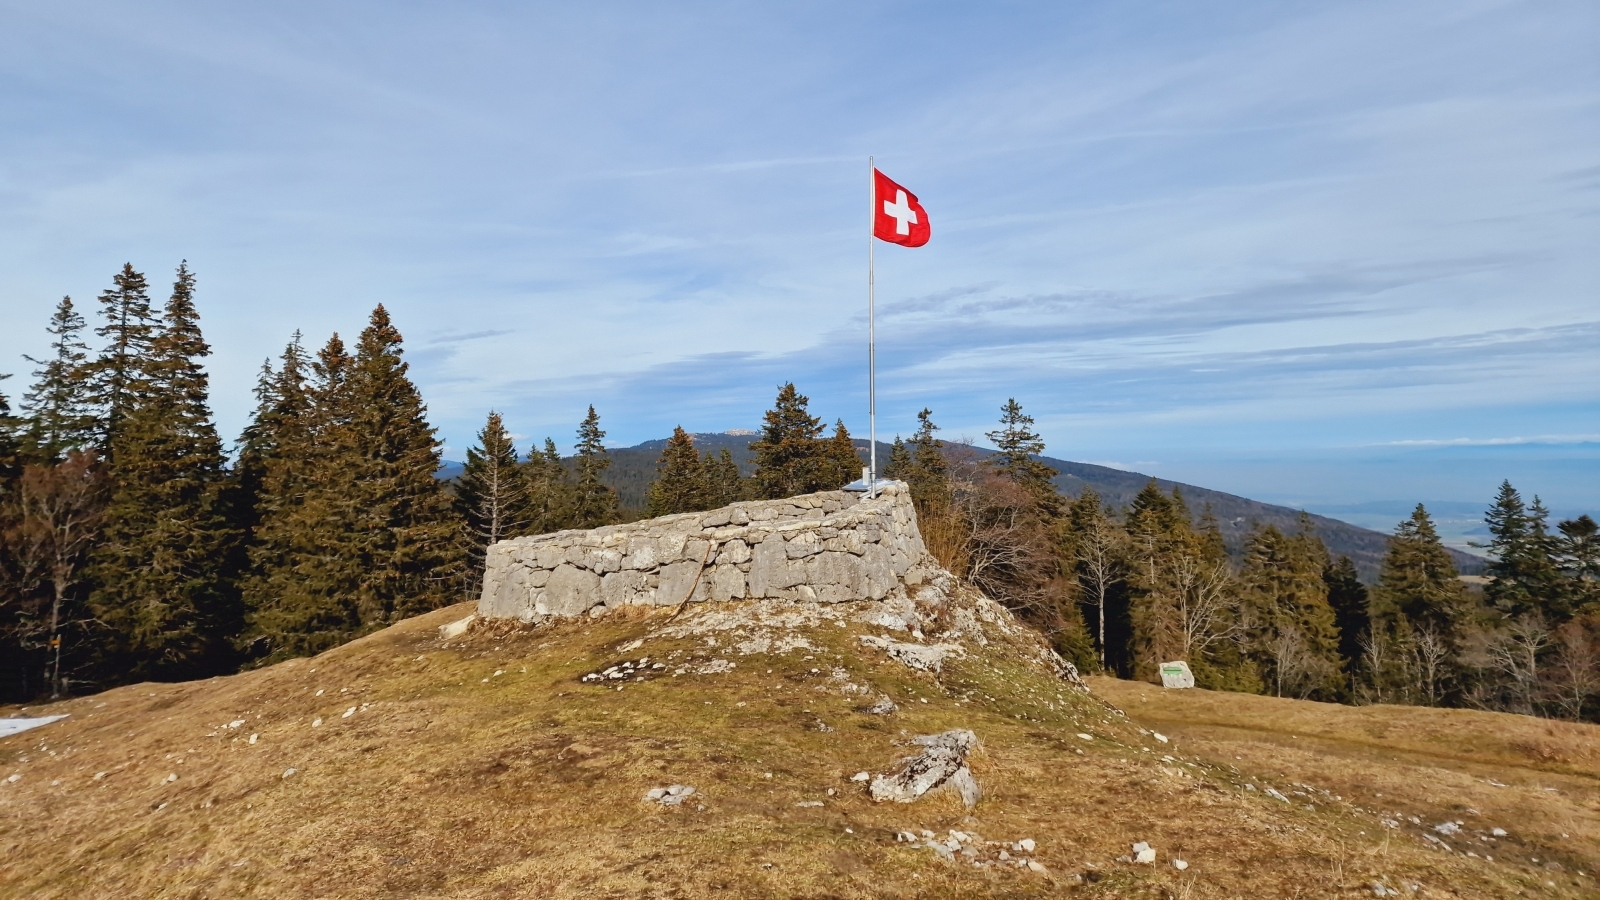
[440,431,1485,581]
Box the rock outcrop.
[479,483,928,621]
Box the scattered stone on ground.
[858,634,964,673]
[1132,841,1157,864]
[867,696,898,715]
[894,829,1046,871]
[580,657,666,684]
[645,784,697,806]
[438,614,475,640]
[869,729,981,808]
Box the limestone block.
[709,565,746,602]
[701,508,732,528]
[785,531,823,558]
[657,560,705,605]
[716,539,751,565]
[860,524,883,543]
[535,545,566,569]
[751,505,777,521]
[730,507,751,525]
[863,543,895,600]
[807,551,865,597]
[817,526,839,539]
[656,532,688,564]
[822,500,840,513]
[683,538,712,566]
[622,538,657,570]
[591,547,623,574]
[602,570,652,607]
[824,529,865,555]
[542,564,601,617]
[749,535,801,597]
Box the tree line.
[839,401,1597,722]
[4,267,1594,724]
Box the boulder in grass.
[869,730,981,808]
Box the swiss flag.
[873,169,930,247]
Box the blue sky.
[2,1,1597,519]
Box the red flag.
[873,169,930,247]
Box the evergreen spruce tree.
[1239,521,1342,699]
[883,436,912,481]
[21,296,95,461]
[570,406,619,527]
[1367,505,1469,705]
[243,333,360,660]
[522,438,574,534]
[906,408,950,505]
[341,305,466,623]
[456,411,528,577]
[750,383,827,499]
[1324,555,1369,672]
[1556,515,1600,611]
[1481,481,1562,619]
[703,447,743,508]
[646,426,709,517]
[820,420,862,489]
[985,398,1058,505]
[85,264,160,456]
[89,263,239,680]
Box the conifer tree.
[89,263,239,680]
[242,333,359,660]
[703,447,743,508]
[570,406,618,527]
[341,305,465,622]
[85,264,160,455]
[457,411,528,576]
[1481,481,1562,619]
[1239,521,1342,699]
[21,297,95,461]
[646,426,709,517]
[906,408,950,504]
[750,383,827,499]
[1367,505,1469,705]
[1556,515,1600,610]
[1324,555,1369,671]
[820,420,862,489]
[522,438,574,534]
[883,437,912,482]
[985,398,1058,506]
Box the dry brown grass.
[1,601,1594,899]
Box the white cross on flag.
[872,169,930,247]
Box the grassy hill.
[571,434,1482,581]
[4,595,1591,898]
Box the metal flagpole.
[867,156,877,497]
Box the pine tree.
[750,383,827,499]
[883,436,912,481]
[21,296,95,461]
[646,426,709,517]
[85,264,160,455]
[1324,555,1369,672]
[89,263,239,680]
[985,398,1058,503]
[1556,515,1599,611]
[457,411,528,576]
[703,447,743,508]
[570,406,618,527]
[820,420,862,489]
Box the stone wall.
[478,482,927,621]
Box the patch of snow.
[0,715,68,738]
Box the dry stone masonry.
[478,483,927,621]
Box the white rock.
[1026,860,1047,873]
[1076,733,1093,741]
[1433,822,1460,836]
[1132,841,1156,864]
[851,771,871,782]
[1017,838,1036,852]
[6,774,19,784]
[165,773,178,783]
[1174,859,1189,870]
[1491,827,1507,837]
[1152,732,1168,743]
[227,719,246,729]
[795,800,824,808]
[342,707,356,719]
[281,768,297,779]
[869,730,981,808]
[93,772,107,780]
[312,718,323,727]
